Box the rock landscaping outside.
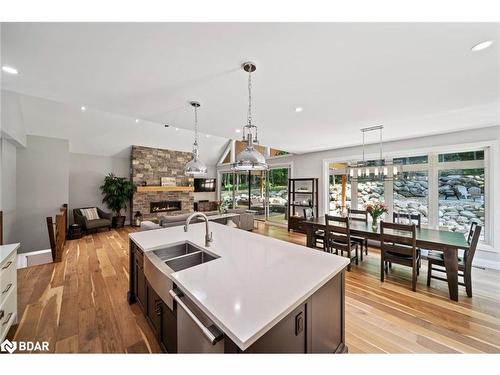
[330,171,484,236]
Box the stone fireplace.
[131,145,194,220]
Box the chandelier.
[347,125,401,180]
[231,62,268,171]
[184,101,208,176]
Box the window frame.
[325,143,492,247]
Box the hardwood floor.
[11,224,500,353]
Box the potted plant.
[365,202,388,230]
[100,173,133,228]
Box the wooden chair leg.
[427,260,432,286]
[360,243,363,262]
[355,245,359,265]
[364,239,368,255]
[412,264,417,292]
[380,254,385,282]
[464,268,472,297]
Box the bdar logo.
[0,339,17,353]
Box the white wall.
[267,125,500,268]
[15,135,69,254]
[1,139,17,244]
[69,152,130,223]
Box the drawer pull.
[2,283,12,294]
[1,261,12,270]
[0,310,4,320]
[2,312,13,325]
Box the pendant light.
[231,62,268,171]
[347,125,401,181]
[184,101,208,176]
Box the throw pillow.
[81,208,99,221]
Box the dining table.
[301,217,470,301]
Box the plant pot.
[112,216,126,228]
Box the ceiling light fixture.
[1,66,19,75]
[471,40,493,52]
[347,125,401,181]
[175,127,179,131]
[231,62,268,171]
[184,101,208,177]
[80,106,86,111]
[295,107,303,112]
[135,119,139,123]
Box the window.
[357,175,384,209]
[438,150,484,162]
[394,171,429,226]
[438,168,485,239]
[325,147,489,243]
[329,174,351,214]
[393,155,429,165]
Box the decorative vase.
[371,216,379,231]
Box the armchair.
[73,207,112,233]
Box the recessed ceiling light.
[295,107,303,113]
[471,40,493,52]
[235,129,241,133]
[206,134,211,138]
[135,119,139,123]
[175,127,179,131]
[80,106,86,111]
[1,66,19,75]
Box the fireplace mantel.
[136,186,194,193]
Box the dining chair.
[324,215,359,271]
[393,212,422,271]
[304,208,325,249]
[348,208,368,259]
[393,212,422,228]
[380,221,420,291]
[427,222,482,297]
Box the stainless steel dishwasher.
[169,289,225,353]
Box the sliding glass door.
[267,167,289,224]
[219,166,290,224]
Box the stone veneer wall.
[131,145,194,220]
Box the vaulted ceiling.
[2,23,499,153]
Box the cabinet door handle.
[155,300,162,316]
[2,283,12,294]
[0,310,4,320]
[1,261,12,270]
[2,312,12,325]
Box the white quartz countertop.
[0,243,20,265]
[129,223,349,350]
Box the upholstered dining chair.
[427,222,482,297]
[380,221,421,291]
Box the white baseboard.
[17,249,53,269]
[473,258,500,270]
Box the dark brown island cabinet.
[128,241,347,353]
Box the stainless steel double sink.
[143,242,220,311]
[152,242,219,271]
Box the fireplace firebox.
[150,200,182,213]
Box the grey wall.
[69,152,130,224]
[15,135,69,253]
[1,139,17,244]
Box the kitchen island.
[128,222,349,353]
